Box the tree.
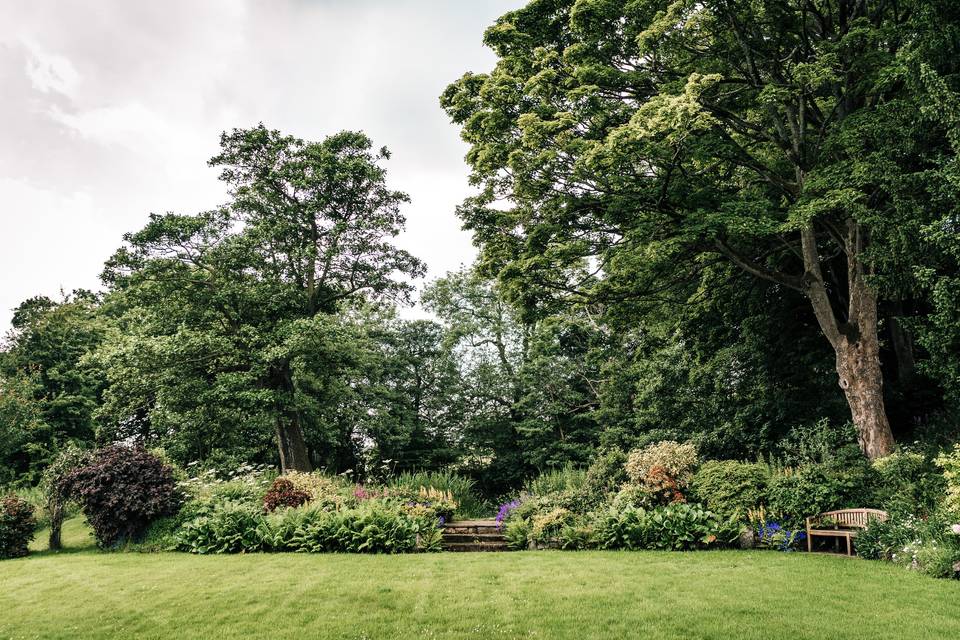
[101,125,424,471]
[0,292,104,481]
[442,0,960,458]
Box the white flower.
[950,523,960,536]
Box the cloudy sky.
[0,0,522,329]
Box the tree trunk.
[799,223,895,460]
[47,498,64,551]
[888,310,916,383]
[272,362,313,473]
[275,415,312,473]
[834,332,895,459]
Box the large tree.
[102,126,424,471]
[443,0,960,458]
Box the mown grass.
[4,519,960,640]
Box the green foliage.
[692,461,769,519]
[871,452,946,516]
[529,507,575,546]
[178,500,265,554]
[0,292,104,482]
[594,503,741,551]
[0,495,36,559]
[524,463,586,497]
[774,420,861,467]
[766,457,878,528]
[936,445,960,517]
[443,0,960,458]
[856,513,937,561]
[503,518,531,551]
[387,470,485,519]
[582,449,628,499]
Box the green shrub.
[284,471,349,510]
[583,449,628,498]
[625,441,698,487]
[611,484,653,511]
[503,518,531,551]
[177,500,265,554]
[856,513,933,561]
[691,461,769,519]
[766,457,877,528]
[529,507,575,545]
[524,464,587,497]
[557,521,596,550]
[871,452,946,516]
[263,503,441,553]
[936,445,960,518]
[911,543,960,579]
[774,419,860,466]
[388,470,486,519]
[0,495,36,559]
[179,499,443,555]
[594,502,740,551]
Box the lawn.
[3,520,960,640]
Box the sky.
[0,0,523,330]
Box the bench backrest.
[813,508,888,529]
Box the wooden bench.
[806,508,888,555]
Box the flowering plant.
[495,499,522,530]
[755,521,806,551]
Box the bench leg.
[807,533,812,553]
[846,535,852,556]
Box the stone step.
[442,532,506,544]
[442,541,510,552]
[442,519,501,535]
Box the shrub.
[179,500,443,555]
[177,500,265,554]
[529,507,575,545]
[642,466,686,505]
[0,495,36,559]
[60,445,181,547]
[872,452,946,516]
[524,464,587,497]
[936,445,960,518]
[41,445,92,550]
[774,419,860,466]
[766,457,877,528]
[503,518,531,551]
[625,441,698,487]
[611,485,653,511]
[911,543,960,579]
[748,508,806,552]
[557,521,596,550]
[583,449,628,497]
[856,513,933,561]
[692,460,769,519]
[594,503,740,551]
[388,470,485,518]
[285,471,348,510]
[262,503,441,553]
[263,478,311,513]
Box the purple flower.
[495,499,522,530]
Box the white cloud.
[20,37,80,96]
[0,0,524,329]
